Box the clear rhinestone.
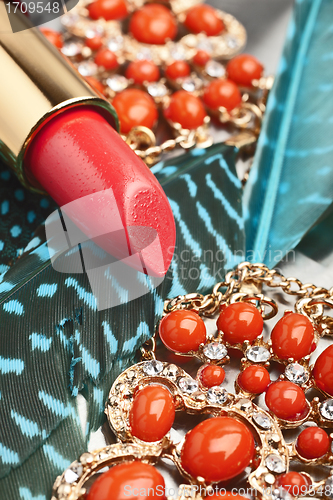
[320,399,333,420]
[78,61,98,77]
[64,462,83,484]
[169,44,187,60]
[106,75,128,92]
[107,36,124,52]
[206,385,228,404]
[178,377,199,394]
[197,38,213,53]
[85,25,104,39]
[265,454,285,473]
[271,487,293,500]
[203,342,227,360]
[225,35,239,49]
[147,82,168,98]
[142,360,164,376]
[181,77,202,92]
[246,346,270,363]
[163,364,178,379]
[325,477,333,499]
[61,42,83,57]
[252,412,271,430]
[205,60,226,78]
[285,363,309,385]
[136,47,153,60]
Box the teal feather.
[243,0,333,266]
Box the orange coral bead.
[129,4,177,45]
[112,89,158,134]
[271,313,315,361]
[184,4,224,36]
[265,381,308,421]
[217,302,263,345]
[238,365,270,394]
[85,35,103,51]
[165,61,191,80]
[85,76,105,94]
[164,90,207,129]
[129,385,175,442]
[226,54,264,87]
[276,472,309,496]
[181,416,255,482]
[40,28,63,49]
[193,50,211,66]
[86,461,166,500]
[296,426,330,459]
[159,310,206,353]
[313,344,333,396]
[200,364,225,388]
[203,78,242,112]
[94,48,119,70]
[87,0,128,20]
[126,60,160,84]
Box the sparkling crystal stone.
[181,77,202,92]
[136,47,153,60]
[197,38,213,53]
[107,36,124,52]
[85,25,104,38]
[325,476,333,499]
[206,385,228,404]
[203,342,227,360]
[163,364,178,379]
[252,411,271,430]
[205,60,226,78]
[285,363,309,384]
[64,462,83,484]
[320,399,333,420]
[61,42,83,57]
[178,377,199,394]
[142,360,164,376]
[169,44,187,60]
[265,454,285,473]
[78,61,98,77]
[147,82,168,98]
[246,346,270,363]
[271,487,293,500]
[225,35,239,49]
[106,75,128,92]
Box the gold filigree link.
[140,337,156,361]
[229,292,278,320]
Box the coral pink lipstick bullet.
[0,6,175,277]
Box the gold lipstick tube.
[0,4,118,192]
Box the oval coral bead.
[184,4,224,36]
[129,4,177,45]
[164,90,207,129]
[159,310,206,353]
[203,79,242,112]
[276,471,309,496]
[296,426,330,459]
[313,344,333,396]
[86,461,166,500]
[129,385,175,442]
[271,313,314,361]
[200,364,225,388]
[217,302,263,345]
[112,89,158,134]
[94,48,119,70]
[181,416,255,482]
[238,365,270,394]
[165,61,191,80]
[265,381,308,421]
[226,54,263,87]
[126,60,160,84]
[87,0,128,21]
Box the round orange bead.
[217,302,263,345]
[85,76,105,94]
[40,28,63,49]
[126,60,160,84]
[94,48,119,70]
[203,78,242,112]
[112,89,158,134]
[238,365,270,394]
[313,344,333,396]
[226,54,264,87]
[276,472,309,496]
[165,61,191,80]
[265,381,308,421]
[159,310,206,353]
[85,35,103,51]
[296,426,330,459]
[87,0,128,21]
[164,90,207,129]
[129,385,175,442]
[193,50,211,66]
[86,461,166,500]
[181,416,255,482]
[200,364,225,388]
[129,4,177,45]
[271,313,314,361]
[184,4,224,36]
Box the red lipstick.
[0,6,175,277]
